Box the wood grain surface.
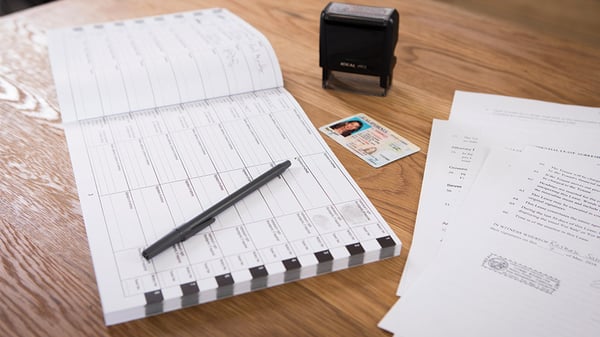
[1,0,599,336]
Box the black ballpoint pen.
[142,160,292,260]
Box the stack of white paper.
[380,92,600,337]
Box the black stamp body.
[320,2,399,96]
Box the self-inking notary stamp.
[320,2,399,96]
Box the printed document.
[397,92,600,295]
[382,146,600,336]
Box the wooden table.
[1,0,598,336]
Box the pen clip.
[180,217,216,241]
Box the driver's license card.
[320,113,420,167]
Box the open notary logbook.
[47,8,401,325]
